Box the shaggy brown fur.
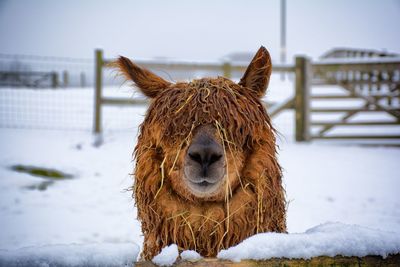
[115,46,286,260]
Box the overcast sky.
[0,0,399,63]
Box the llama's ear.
[238,46,272,97]
[115,56,171,98]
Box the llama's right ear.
[115,56,171,98]
[238,46,272,98]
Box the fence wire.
[0,88,93,130]
[0,54,95,130]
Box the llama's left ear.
[115,56,171,98]
[238,46,272,97]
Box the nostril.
[189,152,222,166]
[189,152,202,164]
[209,154,222,165]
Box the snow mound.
[152,244,179,266]
[0,242,139,267]
[180,250,203,261]
[218,222,400,262]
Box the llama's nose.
[187,139,223,177]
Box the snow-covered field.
[0,77,400,265]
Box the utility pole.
[280,0,286,80]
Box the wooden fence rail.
[136,254,400,266]
[93,49,400,142]
[311,57,400,140]
[93,49,296,135]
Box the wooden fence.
[93,49,294,134]
[309,58,400,140]
[135,254,400,266]
[321,47,399,59]
[93,49,400,142]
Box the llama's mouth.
[186,177,222,195]
[190,178,216,187]
[198,180,212,187]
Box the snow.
[152,244,179,266]
[217,222,400,262]
[281,142,400,233]
[180,250,203,261]
[0,242,139,267]
[1,130,399,264]
[0,129,143,251]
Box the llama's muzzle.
[183,125,225,197]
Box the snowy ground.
[1,76,400,264]
[1,127,399,264]
[218,222,400,262]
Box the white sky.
[0,0,399,63]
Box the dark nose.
[187,136,223,177]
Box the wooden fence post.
[93,49,103,134]
[51,72,58,89]
[80,72,86,88]
[295,56,311,141]
[222,62,232,79]
[63,70,69,88]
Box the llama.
[115,46,286,260]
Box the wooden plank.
[295,56,311,141]
[261,101,276,109]
[312,121,399,126]
[104,60,223,72]
[311,94,398,100]
[312,79,399,86]
[313,61,400,69]
[135,254,400,267]
[93,49,103,134]
[101,98,148,106]
[311,95,359,99]
[222,62,232,79]
[311,108,400,113]
[271,65,295,72]
[312,135,400,139]
[101,59,295,74]
[51,72,58,88]
[313,61,400,73]
[268,98,294,118]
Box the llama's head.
[116,47,275,202]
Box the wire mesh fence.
[0,54,96,130]
[0,88,94,130]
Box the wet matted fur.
[115,46,286,260]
